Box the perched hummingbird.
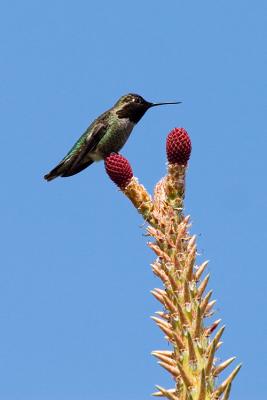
[44,93,180,181]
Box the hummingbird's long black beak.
[150,101,182,107]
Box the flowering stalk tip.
[166,127,192,165]
[104,153,133,189]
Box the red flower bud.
[166,128,192,165]
[105,153,133,189]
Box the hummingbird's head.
[115,93,181,123]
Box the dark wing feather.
[44,120,107,181]
[64,121,106,174]
[61,159,94,177]
[44,160,66,181]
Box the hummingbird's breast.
[95,117,135,157]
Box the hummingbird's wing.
[62,122,107,176]
[44,121,107,181]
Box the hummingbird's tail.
[44,161,66,181]
[44,159,94,181]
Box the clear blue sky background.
[0,1,266,399]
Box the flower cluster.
[104,128,240,399]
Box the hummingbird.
[44,93,180,181]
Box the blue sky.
[0,1,266,399]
